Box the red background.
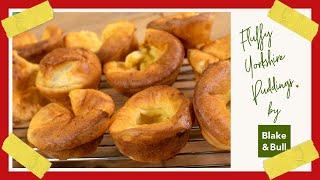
[0,0,319,179]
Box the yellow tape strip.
[268,0,319,41]
[2,133,51,179]
[1,1,53,37]
[263,140,319,179]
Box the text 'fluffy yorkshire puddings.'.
[193,61,230,150]
[36,48,102,104]
[147,12,214,49]
[109,85,193,162]
[14,25,64,63]
[104,29,184,96]
[97,21,138,63]
[27,89,115,160]
[12,51,48,126]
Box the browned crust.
[36,48,102,104]
[14,25,64,63]
[104,29,184,96]
[193,61,230,150]
[40,136,103,160]
[27,89,115,152]
[110,85,193,162]
[147,13,214,49]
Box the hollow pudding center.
[136,108,172,125]
[124,45,163,71]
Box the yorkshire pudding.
[202,35,231,60]
[14,25,63,63]
[109,85,192,162]
[193,61,230,150]
[13,32,37,49]
[104,29,184,96]
[27,89,115,159]
[187,49,219,77]
[97,21,138,63]
[147,13,214,49]
[64,31,102,53]
[12,51,48,126]
[36,48,102,104]
[188,35,230,78]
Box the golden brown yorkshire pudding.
[97,21,138,63]
[64,31,102,53]
[36,48,102,104]
[187,49,220,77]
[12,51,48,126]
[193,61,230,150]
[110,85,192,162]
[147,12,214,49]
[201,35,231,60]
[187,35,230,78]
[27,89,115,159]
[104,29,184,96]
[14,25,63,63]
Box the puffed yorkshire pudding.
[12,51,48,126]
[104,29,184,96]
[64,31,102,53]
[27,89,115,160]
[110,85,192,162]
[97,21,138,63]
[36,48,102,104]
[187,49,219,77]
[188,35,230,78]
[201,35,231,60]
[193,61,230,150]
[14,25,63,63]
[147,13,214,49]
